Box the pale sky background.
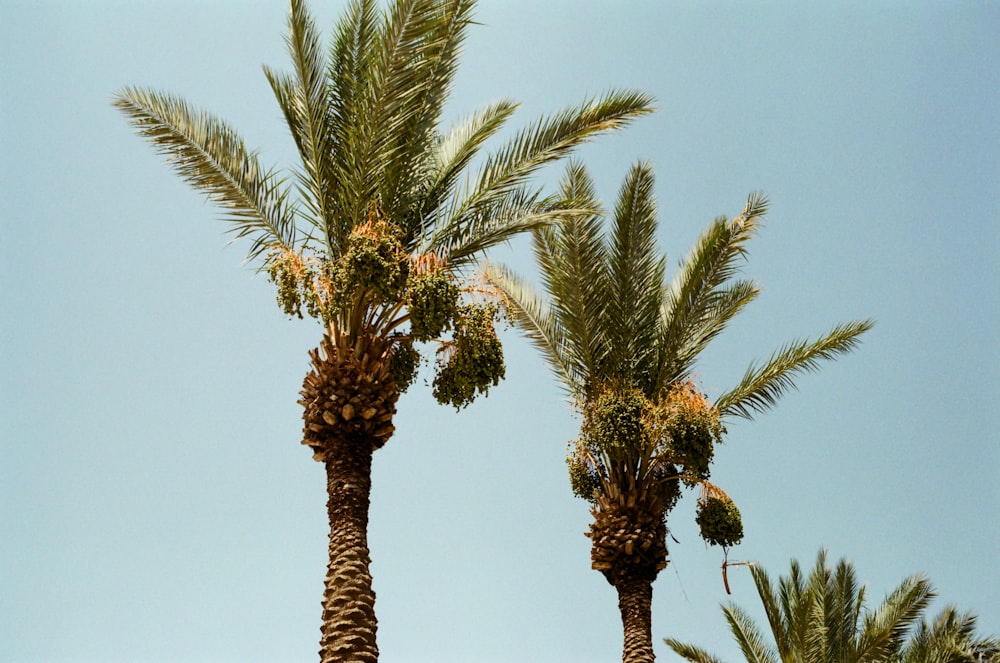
[2,1,997,662]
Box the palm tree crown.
[114,1,652,661]
[115,0,652,413]
[666,550,998,663]
[490,161,873,662]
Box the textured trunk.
[586,490,668,663]
[319,434,378,663]
[299,334,400,663]
[616,574,655,663]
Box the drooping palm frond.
[714,318,875,420]
[657,192,767,385]
[664,639,730,663]
[604,161,666,390]
[113,87,296,262]
[486,263,576,393]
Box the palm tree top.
[114,0,653,407]
[491,160,873,418]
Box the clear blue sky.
[2,2,997,661]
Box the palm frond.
[715,319,875,420]
[752,565,794,662]
[856,575,935,663]
[264,0,337,252]
[663,638,723,663]
[660,278,760,393]
[453,89,654,220]
[439,188,562,268]
[327,0,381,233]
[604,161,666,390]
[664,638,729,663]
[417,99,520,236]
[486,262,577,395]
[723,602,781,663]
[377,0,476,232]
[828,558,863,660]
[113,87,296,262]
[658,192,767,384]
[540,163,610,390]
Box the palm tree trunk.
[617,574,655,663]
[319,434,378,663]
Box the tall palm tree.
[665,550,998,663]
[113,1,652,660]
[490,161,873,662]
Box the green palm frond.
[723,602,781,663]
[417,99,521,238]
[677,552,991,663]
[485,262,576,394]
[263,0,336,252]
[901,607,999,663]
[658,192,767,384]
[856,575,935,663]
[664,639,730,663]
[751,565,793,662]
[829,558,864,660]
[659,277,760,392]
[604,161,666,389]
[715,319,875,420]
[113,87,296,262]
[376,0,475,229]
[440,190,570,268]
[780,557,813,662]
[327,0,380,240]
[538,163,610,390]
[453,90,655,221]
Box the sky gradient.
[2,1,998,661]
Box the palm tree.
[113,1,652,660]
[490,161,873,662]
[665,550,998,663]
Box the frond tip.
[113,87,296,262]
[715,318,875,420]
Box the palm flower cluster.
[265,202,506,402]
[567,379,733,548]
[432,302,506,409]
[694,483,744,549]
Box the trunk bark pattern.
[320,438,378,663]
[617,574,656,663]
[587,489,668,663]
[299,333,399,663]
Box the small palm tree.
[490,161,873,662]
[114,1,652,660]
[665,550,998,663]
[900,606,999,663]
